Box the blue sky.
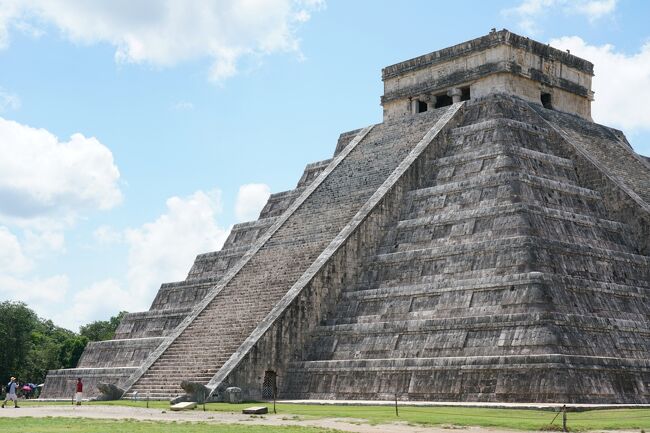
[0,0,648,330]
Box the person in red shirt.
[75,378,83,406]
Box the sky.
[0,0,649,331]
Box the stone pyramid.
[43,30,650,403]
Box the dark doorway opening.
[417,100,428,113]
[262,370,277,400]
[434,94,453,108]
[541,92,553,109]
[461,87,471,101]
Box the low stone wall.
[77,338,165,368]
[114,308,191,339]
[40,367,136,399]
[283,355,650,403]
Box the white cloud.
[549,36,650,131]
[52,279,131,330]
[123,189,230,309]
[503,0,617,34]
[0,226,32,273]
[170,101,194,112]
[572,0,617,21]
[235,183,271,222]
[0,87,20,112]
[1,186,234,330]
[0,224,69,325]
[0,0,324,82]
[0,116,123,329]
[0,188,231,330]
[93,225,123,245]
[0,116,122,226]
[0,273,69,316]
[0,0,20,49]
[23,229,65,255]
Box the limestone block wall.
[77,338,164,368]
[113,308,192,339]
[149,278,221,310]
[297,159,333,188]
[334,129,364,155]
[43,368,137,400]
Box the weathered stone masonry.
[43,29,650,403]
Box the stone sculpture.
[95,383,124,401]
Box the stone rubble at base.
[42,29,650,404]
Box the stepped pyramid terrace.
[43,29,650,403]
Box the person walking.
[75,378,83,406]
[2,377,19,408]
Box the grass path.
[0,417,342,433]
[7,400,650,431]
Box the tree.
[0,301,127,386]
[0,301,37,384]
[79,311,127,341]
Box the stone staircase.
[41,153,337,399]
[122,106,460,399]
[281,96,650,402]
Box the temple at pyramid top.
[381,29,594,121]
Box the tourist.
[2,377,19,408]
[75,378,83,405]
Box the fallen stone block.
[242,406,268,414]
[170,401,197,411]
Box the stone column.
[426,95,437,111]
[448,88,462,104]
[411,98,420,114]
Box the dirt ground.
[0,404,516,433]
[0,404,640,433]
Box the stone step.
[151,277,221,311]
[385,225,636,257]
[296,158,333,188]
[404,172,607,221]
[409,172,600,201]
[395,202,627,234]
[257,187,307,219]
[133,374,213,381]
[434,142,574,169]
[220,217,280,250]
[287,354,650,372]
[449,118,551,138]
[431,143,579,186]
[312,313,650,347]
[77,337,165,368]
[374,235,648,267]
[344,272,650,301]
[359,235,649,291]
[446,120,560,158]
[114,308,193,340]
[185,248,249,281]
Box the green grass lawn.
[13,399,650,431]
[0,417,342,433]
